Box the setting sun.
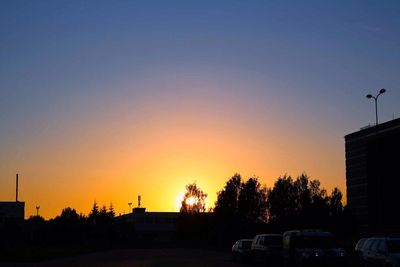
[185,196,196,206]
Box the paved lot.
[1,248,358,267]
[1,248,248,267]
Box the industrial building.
[0,174,25,222]
[345,118,400,235]
[0,201,25,221]
[121,208,178,233]
[117,196,179,242]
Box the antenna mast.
[16,173,19,202]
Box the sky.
[0,1,399,219]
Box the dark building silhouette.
[345,118,400,235]
[117,208,179,243]
[0,201,25,221]
[0,174,25,223]
[117,196,179,242]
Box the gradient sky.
[1,1,399,219]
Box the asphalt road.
[1,248,248,267]
[1,248,359,267]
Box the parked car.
[360,236,400,267]
[282,229,347,267]
[232,239,253,262]
[251,234,283,264]
[355,237,368,258]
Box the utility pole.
[16,173,19,202]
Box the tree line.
[178,173,353,246]
[1,172,354,260]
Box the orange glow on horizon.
[0,82,347,219]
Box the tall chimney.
[138,195,141,208]
[16,173,19,202]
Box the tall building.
[345,118,400,235]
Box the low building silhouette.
[117,196,179,243]
[345,118,400,235]
[0,201,25,222]
[0,174,25,223]
[118,207,179,243]
[122,208,178,232]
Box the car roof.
[367,236,400,241]
[387,237,400,241]
[238,239,253,242]
[356,238,367,245]
[284,230,333,237]
[255,234,282,237]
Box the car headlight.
[302,251,321,258]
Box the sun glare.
[175,191,185,211]
[185,196,196,206]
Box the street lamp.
[366,88,386,125]
[128,202,132,213]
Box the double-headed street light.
[366,88,386,125]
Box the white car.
[361,236,400,267]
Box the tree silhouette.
[266,173,344,230]
[294,173,311,212]
[238,177,268,223]
[266,175,298,223]
[108,203,116,218]
[58,207,80,222]
[100,205,108,217]
[214,173,241,216]
[329,187,344,216]
[88,201,100,222]
[180,182,208,213]
[214,174,268,223]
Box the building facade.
[345,118,400,235]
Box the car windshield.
[387,240,400,253]
[242,241,252,249]
[265,236,282,246]
[298,236,336,249]
[356,238,366,249]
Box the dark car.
[232,239,253,262]
[283,230,347,267]
[355,237,368,258]
[251,234,283,264]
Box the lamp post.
[128,202,132,213]
[366,88,386,125]
[366,88,387,233]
